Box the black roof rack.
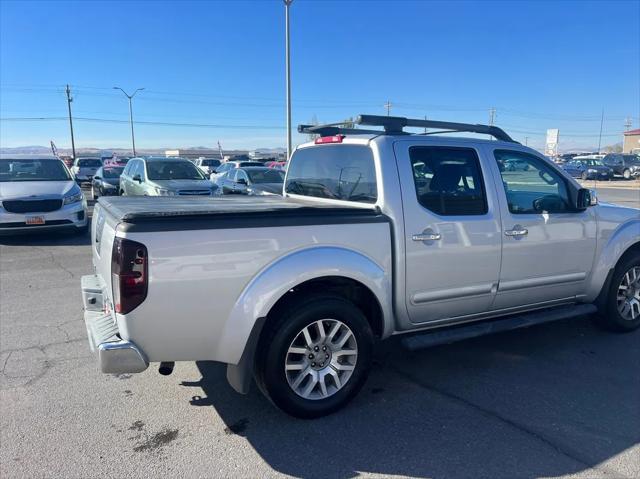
[298,114,517,143]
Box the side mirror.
[577,188,597,210]
[133,174,142,183]
[237,178,247,185]
[94,176,101,180]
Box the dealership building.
[623,129,640,154]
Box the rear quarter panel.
[116,221,392,364]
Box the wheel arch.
[590,230,640,306]
[222,246,392,394]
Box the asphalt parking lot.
[1,187,639,479]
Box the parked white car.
[82,115,640,418]
[193,157,222,176]
[72,157,103,184]
[0,157,88,234]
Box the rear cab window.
[78,159,102,167]
[285,144,377,203]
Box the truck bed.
[98,196,387,232]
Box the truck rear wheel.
[255,294,374,418]
[597,254,640,332]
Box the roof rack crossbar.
[297,114,517,143]
[356,114,516,142]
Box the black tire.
[596,253,640,332]
[581,171,588,180]
[255,294,374,418]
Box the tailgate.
[91,202,118,304]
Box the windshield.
[0,159,71,182]
[238,161,263,167]
[78,159,102,167]
[102,167,124,179]
[147,161,205,180]
[285,145,378,203]
[246,168,285,184]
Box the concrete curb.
[577,179,640,190]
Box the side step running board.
[401,304,597,351]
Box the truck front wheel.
[255,294,374,418]
[597,254,640,332]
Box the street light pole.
[114,87,144,156]
[284,0,293,161]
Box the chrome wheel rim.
[617,266,640,321]
[285,319,358,400]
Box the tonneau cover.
[98,195,380,224]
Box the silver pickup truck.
[82,115,640,418]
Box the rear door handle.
[505,227,528,237]
[412,233,441,241]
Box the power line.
[0,116,286,130]
[2,85,638,122]
[2,116,625,137]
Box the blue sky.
[1,0,638,152]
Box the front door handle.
[505,226,528,237]
[412,233,441,242]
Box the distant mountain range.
[0,146,287,156]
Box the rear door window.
[408,146,487,216]
[285,145,377,203]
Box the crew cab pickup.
[82,115,640,418]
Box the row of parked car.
[557,153,640,181]
[0,154,288,235]
[88,156,286,199]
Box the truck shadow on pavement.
[188,316,639,479]
[0,228,91,246]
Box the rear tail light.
[112,237,148,314]
[315,135,345,144]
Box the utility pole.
[597,108,604,153]
[284,0,293,161]
[525,136,529,146]
[624,117,632,131]
[488,107,496,140]
[65,84,76,160]
[424,115,428,134]
[113,87,144,156]
[384,100,392,116]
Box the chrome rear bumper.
[82,275,148,374]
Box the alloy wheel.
[617,266,640,321]
[285,319,358,400]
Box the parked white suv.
[0,157,88,234]
[81,115,640,418]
